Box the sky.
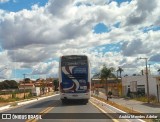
[0,0,160,80]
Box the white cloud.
[0,0,160,79]
[31,60,59,78]
[0,0,9,3]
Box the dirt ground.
[0,102,10,107]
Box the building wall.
[91,78,120,96]
[32,87,41,96]
[155,77,160,102]
[0,92,30,99]
[0,94,12,100]
[15,92,30,98]
[122,75,158,97]
[19,86,35,90]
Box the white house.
[122,75,160,102]
[32,87,41,96]
[19,83,41,96]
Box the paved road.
[0,95,113,122]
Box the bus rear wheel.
[83,99,88,104]
[61,99,67,104]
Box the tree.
[0,80,18,90]
[117,67,124,78]
[9,80,18,89]
[3,80,10,89]
[24,78,30,83]
[100,65,115,97]
[5,80,18,89]
[157,69,160,74]
[40,79,46,94]
[53,79,59,91]
[0,82,5,90]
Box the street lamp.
[138,57,150,103]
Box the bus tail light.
[87,82,90,89]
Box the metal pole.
[23,74,26,99]
[145,58,150,103]
[148,64,151,75]
[138,58,150,103]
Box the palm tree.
[92,73,100,79]
[100,65,115,98]
[157,69,160,74]
[117,67,124,78]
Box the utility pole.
[148,64,151,75]
[23,74,26,99]
[138,57,150,103]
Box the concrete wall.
[15,92,30,99]
[122,75,158,96]
[32,87,40,96]
[0,94,12,100]
[0,92,30,100]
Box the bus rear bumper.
[60,93,90,100]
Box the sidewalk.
[0,92,56,111]
[93,92,160,114]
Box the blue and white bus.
[59,55,91,104]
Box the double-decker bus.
[59,55,91,104]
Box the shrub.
[0,97,6,102]
[133,94,157,103]
[149,95,157,103]
[11,102,17,106]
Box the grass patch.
[133,95,158,103]
[10,102,18,106]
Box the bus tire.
[83,99,88,104]
[61,99,66,104]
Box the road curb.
[90,100,119,122]
[0,105,11,111]
[91,97,145,122]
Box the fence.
[0,92,30,100]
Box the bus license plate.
[80,86,87,90]
[72,94,78,97]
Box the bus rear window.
[61,56,87,66]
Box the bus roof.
[61,55,87,57]
[61,55,88,58]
